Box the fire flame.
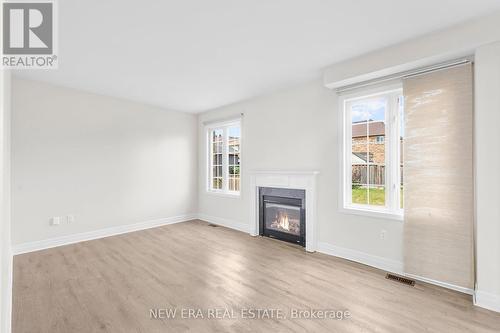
[276,211,290,231]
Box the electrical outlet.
[380,230,387,240]
[66,214,75,223]
[50,217,61,226]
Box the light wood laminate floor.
[12,220,500,332]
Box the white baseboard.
[12,214,197,255]
[403,273,474,295]
[316,242,477,296]
[316,241,404,275]
[197,213,252,234]
[475,290,500,313]
[194,219,406,280]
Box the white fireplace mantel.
[249,170,319,252]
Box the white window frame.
[338,83,403,221]
[206,119,241,197]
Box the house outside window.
[340,85,404,219]
[206,120,241,195]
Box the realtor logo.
[2,0,58,68]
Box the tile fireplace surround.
[249,170,319,252]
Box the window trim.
[338,83,403,221]
[205,119,241,197]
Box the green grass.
[352,186,404,207]
[352,186,385,205]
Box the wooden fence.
[352,165,384,186]
[352,165,403,186]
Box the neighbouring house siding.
[352,136,386,164]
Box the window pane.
[213,178,222,189]
[351,101,368,205]
[368,115,386,206]
[229,154,238,165]
[212,129,223,143]
[351,97,387,207]
[369,185,385,206]
[228,126,240,140]
[213,142,222,154]
[228,125,240,192]
[229,176,240,192]
[214,154,222,165]
[229,143,240,153]
[208,123,241,193]
[235,176,240,191]
[352,166,368,204]
[210,128,224,191]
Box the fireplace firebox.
[259,187,305,246]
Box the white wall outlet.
[380,230,387,240]
[66,214,75,223]
[50,217,61,226]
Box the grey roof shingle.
[352,121,385,138]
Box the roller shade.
[403,63,474,290]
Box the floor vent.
[385,273,415,286]
[208,224,219,227]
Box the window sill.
[339,206,403,221]
[206,190,241,199]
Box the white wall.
[474,42,500,312]
[323,11,500,88]
[198,11,500,310]
[1,70,12,333]
[6,8,500,316]
[323,12,500,308]
[198,80,405,268]
[11,78,198,246]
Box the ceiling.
[14,0,500,113]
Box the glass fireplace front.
[264,203,301,236]
[259,187,305,246]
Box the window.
[207,120,241,195]
[340,85,404,219]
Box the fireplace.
[259,187,305,246]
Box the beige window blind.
[403,63,474,289]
